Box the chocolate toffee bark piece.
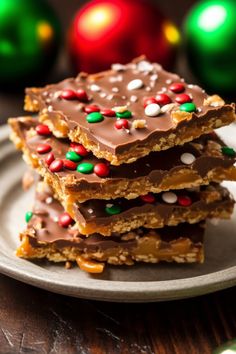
[17,185,204,273]
[71,184,234,235]
[9,117,236,205]
[24,57,235,165]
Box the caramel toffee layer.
[9,116,236,203]
[74,184,234,235]
[24,56,235,165]
[17,187,204,272]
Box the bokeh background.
[0,0,235,123]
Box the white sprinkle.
[53,216,59,222]
[90,84,101,92]
[99,92,107,98]
[112,63,126,71]
[130,95,138,103]
[46,197,53,204]
[106,94,114,100]
[145,87,151,92]
[166,79,172,84]
[122,95,127,100]
[54,91,62,99]
[106,203,114,208]
[162,192,177,204]
[109,75,123,83]
[197,108,202,113]
[127,79,144,91]
[136,60,153,72]
[180,152,196,165]
[150,74,158,81]
[112,87,119,93]
[46,98,51,104]
[42,91,49,97]
[188,84,194,89]
[145,103,161,117]
[88,208,93,214]
[48,105,53,112]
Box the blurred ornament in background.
[67,0,180,73]
[0,0,61,88]
[184,0,236,95]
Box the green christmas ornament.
[25,211,33,223]
[0,0,61,87]
[184,0,236,95]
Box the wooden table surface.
[1,1,235,353]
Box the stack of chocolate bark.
[9,57,236,273]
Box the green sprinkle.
[86,112,104,123]
[221,146,236,157]
[66,151,82,162]
[77,162,94,174]
[25,211,33,223]
[105,204,121,215]
[116,110,132,118]
[179,102,196,113]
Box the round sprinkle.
[162,192,177,204]
[169,83,185,93]
[127,79,143,90]
[180,102,196,113]
[221,146,236,157]
[66,151,82,162]
[180,152,196,165]
[60,89,77,100]
[70,143,89,156]
[155,93,171,106]
[175,94,192,104]
[77,162,94,174]
[143,97,157,108]
[49,159,64,172]
[144,103,161,117]
[45,152,55,166]
[105,204,121,215]
[116,110,132,118]
[90,84,101,92]
[36,143,52,154]
[76,89,88,102]
[84,105,100,114]
[101,108,116,117]
[115,119,129,130]
[140,193,155,203]
[25,211,33,223]
[94,163,110,177]
[58,212,74,228]
[36,124,51,136]
[63,159,77,170]
[86,112,104,123]
[178,195,192,206]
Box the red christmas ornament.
[155,93,171,106]
[49,159,64,172]
[58,212,74,228]
[143,97,157,108]
[101,108,116,117]
[169,83,185,93]
[60,89,77,100]
[68,0,180,73]
[36,143,52,154]
[70,142,89,156]
[175,93,192,104]
[94,162,110,177]
[76,89,88,102]
[84,105,100,113]
[178,195,192,207]
[45,152,55,166]
[63,159,77,170]
[140,193,155,203]
[36,124,51,136]
[115,119,129,129]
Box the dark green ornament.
[221,146,236,157]
[66,151,82,162]
[77,162,94,174]
[116,110,132,118]
[180,102,196,113]
[105,204,121,215]
[25,211,33,223]
[86,112,104,123]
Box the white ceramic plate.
[0,124,236,302]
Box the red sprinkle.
[101,108,116,117]
[140,193,155,203]
[76,89,88,102]
[84,105,100,113]
[169,83,185,93]
[94,163,110,177]
[36,124,51,136]
[155,93,171,106]
[70,142,89,156]
[45,152,55,166]
[175,94,192,104]
[58,212,74,228]
[178,195,192,206]
[36,143,52,154]
[60,89,77,100]
[115,119,129,130]
[63,159,77,170]
[143,97,157,107]
[49,159,63,172]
